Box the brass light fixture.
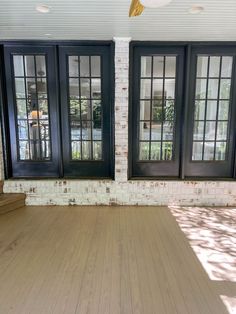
[129,0,144,17]
[129,0,173,17]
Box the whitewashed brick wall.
[114,37,130,183]
[2,38,236,206]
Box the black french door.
[4,45,60,177]
[2,43,114,179]
[184,46,236,178]
[59,45,113,178]
[130,45,185,178]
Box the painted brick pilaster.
[113,37,131,183]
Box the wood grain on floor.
[0,206,231,314]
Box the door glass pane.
[140,122,150,141]
[194,101,205,120]
[25,56,35,77]
[206,101,217,120]
[205,122,216,140]
[165,79,175,99]
[197,56,208,77]
[218,101,229,120]
[139,142,149,160]
[36,56,46,77]
[15,78,26,98]
[215,142,226,160]
[82,141,92,160]
[195,79,207,99]
[162,142,173,160]
[163,122,173,141]
[91,79,101,98]
[151,122,161,140]
[71,141,81,160]
[140,101,151,121]
[17,99,27,119]
[208,79,218,99]
[91,56,101,77]
[192,142,203,161]
[141,56,152,77]
[204,142,214,160]
[69,79,80,99]
[80,56,90,77]
[93,141,102,160]
[152,79,163,99]
[69,56,79,77]
[220,79,231,99]
[71,119,81,140]
[209,57,220,77]
[153,56,164,77]
[221,57,233,77]
[165,57,176,77]
[217,122,228,140]
[13,55,24,76]
[152,105,163,121]
[150,142,161,160]
[138,55,176,161]
[165,100,175,121]
[192,55,232,161]
[140,79,151,99]
[13,54,51,161]
[68,55,102,160]
[93,100,102,127]
[80,78,90,98]
[193,121,204,140]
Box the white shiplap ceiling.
[0,0,236,41]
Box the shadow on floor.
[169,205,236,314]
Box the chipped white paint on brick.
[114,37,130,183]
[2,38,236,206]
[3,180,236,206]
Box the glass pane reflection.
[192,55,233,161]
[13,54,51,161]
[68,55,103,160]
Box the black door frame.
[184,45,236,178]
[129,43,185,178]
[0,40,114,179]
[59,45,114,178]
[4,44,61,177]
[129,41,236,179]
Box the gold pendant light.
[129,0,144,17]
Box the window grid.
[192,55,232,161]
[202,56,210,160]
[139,55,176,161]
[148,57,153,160]
[68,55,102,161]
[213,57,222,158]
[13,54,51,161]
[160,57,166,160]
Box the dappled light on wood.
[220,296,236,314]
[169,205,236,314]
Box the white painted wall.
[2,38,236,206]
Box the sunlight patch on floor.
[221,296,236,314]
[169,206,236,314]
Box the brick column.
[113,37,131,183]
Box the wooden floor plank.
[0,205,233,314]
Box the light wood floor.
[0,206,233,314]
